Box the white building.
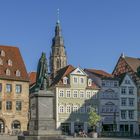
[118,73,138,135]
[51,65,100,135]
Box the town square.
[0,0,140,140]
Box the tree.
[88,107,101,132]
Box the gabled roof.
[84,68,113,78]
[113,55,140,74]
[124,56,140,73]
[28,72,36,86]
[51,65,75,86]
[0,45,29,82]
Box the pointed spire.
[57,8,60,24]
[121,52,125,58]
[55,9,62,37]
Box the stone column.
[71,122,74,134]
[84,122,88,133]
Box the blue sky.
[0,0,140,73]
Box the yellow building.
[0,46,29,135]
[51,65,99,135]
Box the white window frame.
[59,105,65,113]
[66,90,71,98]
[59,90,64,97]
[73,90,78,98]
[66,105,71,113]
[80,90,84,98]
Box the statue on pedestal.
[31,52,49,93]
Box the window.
[66,90,71,98]
[93,92,97,99]
[6,69,10,76]
[59,90,64,97]
[59,105,64,113]
[121,98,127,106]
[6,101,12,110]
[16,70,21,77]
[6,84,12,93]
[0,83,2,92]
[0,50,5,56]
[80,77,84,84]
[0,58,3,65]
[86,91,91,99]
[0,101,2,110]
[66,105,71,113]
[12,120,21,129]
[125,80,130,84]
[63,77,68,84]
[8,59,12,66]
[16,101,22,111]
[102,81,105,86]
[86,106,91,113]
[121,87,126,94]
[88,79,92,86]
[73,105,78,113]
[129,98,134,106]
[73,77,78,83]
[73,90,78,98]
[114,81,118,87]
[121,110,126,119]
[129,110,134,119]
[80,91,84,98]
[16,85,22,93]
[129,87,134,95]
[80,107,85,113]
[57,59,60,69]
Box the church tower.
[49,20,67,78]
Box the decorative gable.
[71,67,87,76]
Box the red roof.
[85,68,113,78]
[28,72,36,86]
[51,65,75,86]
[0,45,29,81]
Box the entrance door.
[61,123,71,135]
[130,124,133,136]
[0,119,5,134]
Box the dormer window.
[6,69,10,76]
[63,77,68,84]
[16,70,21,77]
[0,50,5,57]
[8,59,12,66]
[0,58,3,65]
[88,79,92,86]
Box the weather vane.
[57,8,60,23]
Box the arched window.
[16,70,21,77]
[6,69,10,76]
[0,50,5,57]
[12,120,21,129]
[8,59,12,66]
[0,58,3,65]
[88,79,92,86]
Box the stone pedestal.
[18,90,65,140]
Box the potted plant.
[88,107,101,138]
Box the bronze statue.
[31,52,49,93]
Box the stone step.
[0,136,17,140]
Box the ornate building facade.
[49,21,67,79]
[113,54,140,134]
[0,46,29,135]
[50,65,99,135]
